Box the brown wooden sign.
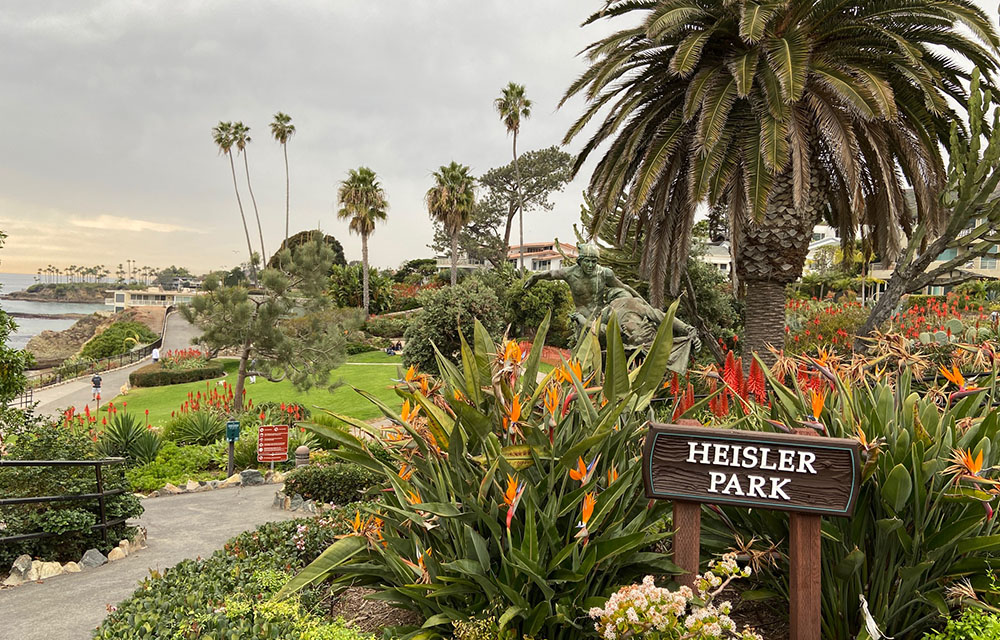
[642,422,861,517]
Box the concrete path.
[32,313,200,416]
[0,484,298,640]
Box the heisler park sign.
[642,423,862,516]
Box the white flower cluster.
[589,555,763,640]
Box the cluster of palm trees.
[212,113,296,284]
[333,82,532,314]
[563,0,999,358]
[36,264,111,284]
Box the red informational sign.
[257,424,289,462]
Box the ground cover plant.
[94,513,379,640]
[285,310,682,639]
[282,463,381,506]
[80,320,158,359]
[125,441,225,493]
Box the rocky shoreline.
[2,291,106,303]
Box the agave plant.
[97,411,161,465]
[701,352,1000,638]
[167,411,225,446]
[280,308,686,639]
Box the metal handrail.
[0,458,129,546]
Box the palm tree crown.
[212,121,234,155]
[337,167,389,237]
[426,162,476,235]
[269,112,295,144]
[495,82,532,136]
[564,0,999,299]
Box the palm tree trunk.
[450,232,459,286]
[513,131,526,272]
[283,143,290,246]
[242,150,267,264]
[736,170,823,363]
[362,232,370,316]
[228,152,257,285]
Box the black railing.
[9,388,33,408]
[0,458,128,546]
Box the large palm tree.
[232,121,267,264]
[426,162,477,286]
[270,112,296,246]
[337,167,388,316]
[212,121,257,284]
[564,0,998,359]
[495,82,532,271]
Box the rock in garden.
[10,554,32,580]
[62,562,81,573]
[271,471,286,484]
[162,483,183,495]
[289,494,304,511]
[185,480,201,492]
[222,474,242,487]
[25,561,41,581]
[107,547,127,562]
[131,527,147,550]
[272,491,286,508]
[208,480,220,489]
[118,540,130,556]
[37,561,62,580]
[2,573,23,587]
[80,549,108,569]
[240,469,264,486]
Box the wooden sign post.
[642,422,861,639]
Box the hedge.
[129,362,224,388]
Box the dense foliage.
[283,463,381,506]
[0,310,32,403]
[329,264,395,314]
[94,514,376,640]
[401,278,505,373]
[505,276,575,348]
[96,409,162,465]
[129,362,225,388]
[81,321,158,359]
[923,609,1000,640]
[125,441,225,492]
[0,408,143,566]
[289,310,682,639]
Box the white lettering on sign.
[685,440,817,502]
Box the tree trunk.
[362,233,370,316]
[513,131,526,272]
[283,143,290,247]
[228,152,257,285]
[503,202,516,253]
[234,336,252,411]
[854,269,909,352]
[450,232,459,286]
[242,151,267,264]
[736,170,823,363]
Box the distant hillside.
[3,282,107,303]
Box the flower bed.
[159,348,209,371]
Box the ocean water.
[0,273,108,349]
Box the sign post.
[257,424,289,472]
[225,420,240,477]
[642,422,860,639]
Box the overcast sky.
[0,1,621,275]
[0,1,996,275]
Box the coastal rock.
[62,562,81,573]
[240,469,264,486]
[107,547,127,562]
[80,549,108,569]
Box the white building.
[435,241,580,274]
[105,289,196,313]
[700,225,842,277]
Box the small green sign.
[226,420,241,442]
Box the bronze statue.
[523,242,699,372]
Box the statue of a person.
[600,287,701,373]
[523,243,641,331]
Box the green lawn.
[109,352,404,426]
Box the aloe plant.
[280,308,685,639]
[702,354,1000,639]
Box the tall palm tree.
[337,167,388,316]
[213,121,257,284]
[426,162,477,286]
[495,82,532,271]
[564,0,998,360]
[270,112,296,246]
[232,122,267,263]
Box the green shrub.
[0,409,143,566]
[505,277,574,347]
[165,411,225,445]
[402,278,505,373]
[81,321,158,359]
[94,514,379,640]
[129,362,224,387]
[96,410,162,465]
[288,311,680,639]
[329,264,395,314]
[365,315,410,338]
[283,464,381,505]
[905,294,948,309]
[701,358,1000,639]
[345,341,377,355]
[126,441,224,492]
[923,609,1000,640]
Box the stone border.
[2,527,147,589]
[140,468,287,498]
[272,489,333,515]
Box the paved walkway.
[0,484,298,640]
[32,313,200,416]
